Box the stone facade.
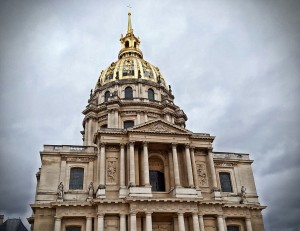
[28,12,265,231]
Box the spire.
[127,8,133,34]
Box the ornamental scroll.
[196,161,208,187]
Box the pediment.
[128,119,192,134]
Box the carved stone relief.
[196,161,208,187]
[106,160,117,184]
[215,162,237,167]
[106,145,120,152]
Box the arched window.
[134,42,136,48]
[219,172,233,192]
[125,86,133,99]
[124,120,134,129]
[125,41,129,48]
[148,88,155,101]
[149,157,165,192]
[227,226,240,231]
[69,167,84,190]
[104,91,110,102]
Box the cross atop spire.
[127,5,133,34]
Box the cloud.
[0,0,299,230]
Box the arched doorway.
[149,156,165,192]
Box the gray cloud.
[1,0,300,230]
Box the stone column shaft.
[190,148,198,187]
[178,213,185,231]
[99,144,106,185]
[120,144,125,187]
[97,214,104,231]
[86,217,92,231]
[172,144,181,187]
[120,214,126,231]
[185,145,194,187]
[114,110,119,128]
[198,215,205,231]
[130,213,137,231]
[145,212,152,231]
[208,150,218,188]
[129,143,135,185]
[246,218,253,231]
[192,213,200,231]
[143,142,150,186]
[54,217,61,231]
[217,216,225,231]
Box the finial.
[127,5,133,34]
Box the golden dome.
[96,11,167,88]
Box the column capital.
[190,146,195,150]
[217,215,223,218]
[97,213,105,217]
[54,216,62,220]
[145,211,153,215]
[130,211,137,215]
[120,143,126,148]
[172,143,178,147]
[99,142,106,148]
[177,212,184,215]
[128,141,135,146]
[184,143,190,148]
[143,141,149,146]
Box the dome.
[96,12,167,89]
[97,56,167,88]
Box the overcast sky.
[0,0,299,230]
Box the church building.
[28,12,265,231]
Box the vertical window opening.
[148,88,155,101]
[69,167,84,190]
[104,91,110,102]
[124,120,134,129]
[125,86,133,100]
[219,172,233,192]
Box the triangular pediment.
[128,119,192,134]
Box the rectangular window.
[69,167,84,190]
[227,226,240,231]
[219,172,233,192]
[66,227,81,231]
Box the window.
[100,124,107,129]
[219,172,233,192]
[125,41,129,48]
[104,91,110,102]
[148,88,155,101]
[125,87,133,99]
[66,227,81,231]
[124,120,134,129]
[69,167,84,190]
[227,226,240,231]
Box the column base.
[129,186,152,197]
[173,187,198,198]
[211,189,222,200]
[119,187,128,198]
[96,188,106,199]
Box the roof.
[0,218,28,231]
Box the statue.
[57,182,64,200]
[90,89,93,98]
[240,186,247,204]
[88,182,94,198]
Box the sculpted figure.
[88,182,94,198]
[57,182,64,199]
[240,186,247,204]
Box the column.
[129,142,135,186]
[198,215,205,231]
[145,212,152,231]
[120,214,126,231]
[185,145,194,187]
[190,148,199,187]
[54,217,61,231]
[88,118,93,145]
[217,216,225,231]
[114,110,119,128]
[144,112,148,122]
[137,111,141,124]
[86,217,92,231]
[120,144,125,187]
[99,144,106,186]
[97,214,104,231]
[59,159,66,183]
[178,213,185,231]
[143,142,150,186]
[130,213,137,231]
[208,150,218,189]
[245,218,253,231]
[192,213,200,231]
[172,144,181,187]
